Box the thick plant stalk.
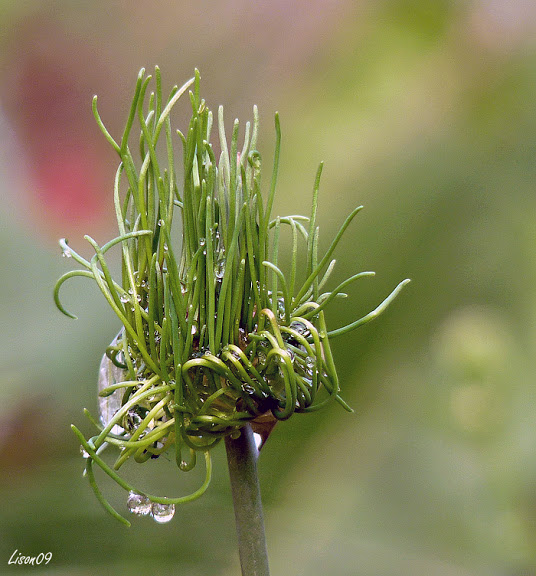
[225,424,270,576]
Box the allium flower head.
[56,68,408,526]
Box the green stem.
[225,424,270,576]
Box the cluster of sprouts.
[55,68,409,526]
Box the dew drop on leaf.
[214,259,225,279]
[290,320,309,337]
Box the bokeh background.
[1,1,536,574]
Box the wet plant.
[55,67,409,574]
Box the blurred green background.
[1,1,536,574]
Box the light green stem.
[225,424,270,576]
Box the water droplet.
[120,294,129,303]
[191,324,198,336]
[253,433,263,450]
[116,350,126,366]
[124,408,143,431]
[290,321,309,337]
[127,491,152,516]
[98,331,127,435]
[301,376,313,388]
[80,446,90,459]
[302,356,316,379]
[242,383,256,395]
[158,219,165,227]
[151,502,175,523]
[257,351,267,367]
[199,237,206,247]
[61,247,72,258]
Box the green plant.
[55,67,408,574]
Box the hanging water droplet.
[80,446,90,459]
[158,219,165,227]
[199,237,206,247]
[127,491,152,516]
[120,294,129,303]
[98,330,127,435]
[151,502,175,523]
[61,246,72,258]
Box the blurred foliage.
[1,1,536,575]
